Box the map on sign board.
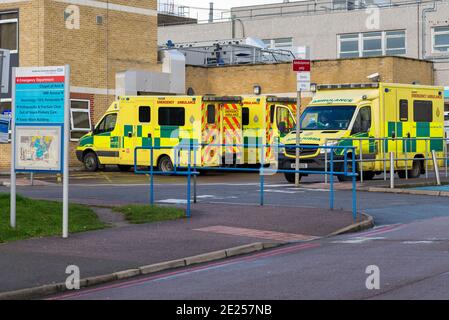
[15,126,62,172]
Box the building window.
[0,12,18,53]
[70,100,92,140]
[338,30,406,58]
[362,32,383,57]
[386,30,406,55]
[263,37,293,50]
[432,26,449,53]
[158,107,185,126]
[339,33,360,58]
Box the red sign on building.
[293,60,311,72]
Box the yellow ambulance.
[280,83,446,182]
[242,96,297,164]
[76,96,243,172]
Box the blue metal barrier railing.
[134,143,358,221]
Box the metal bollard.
[383,138,387,181]
[390,152,395,189]
[432,150,442,186]
[359,139,363,183]
[193,147,197,204]
[324,139,328,184]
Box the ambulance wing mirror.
[128,132,133,138]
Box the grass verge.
[0,193,107,243]
[113,205,185,224]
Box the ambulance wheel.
[83,152,99,172]
[158,155,174,173]
[410,160,422,178]
[284,172,302,183]
[337,159,361,182]
[399,160,421,179]
[362,171,375,181]
[117,165,132,172]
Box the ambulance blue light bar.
[317,83,380,90]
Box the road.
[53,217,449,300]
[2,170,449,299]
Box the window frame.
[338,33,360,58]
[338,30,406,58]
[432,26,449,53]
[362,32,383,57]
[0,13,19,54]
[385,30,406,55]
[70,99,92,141]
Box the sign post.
[293,53,311,187]
[10,65,70,238]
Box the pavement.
[0,202,366,295]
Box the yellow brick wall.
[0,0,158,169]
[43,0,158,89]
[187,57,435,96]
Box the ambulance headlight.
[320,141,338,154]
[278,147,285,155]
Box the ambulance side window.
[207,105,215,124]
[352,107,371,134]
[270,105,275,124]
[242,108,250,126]
[96,113,117,134]
[399,100,408,122]
[139,106,151,123]
[414,100,433,122]
[158,107,185,126]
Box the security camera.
[367,73,380,82]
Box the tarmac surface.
[1,169,449,299]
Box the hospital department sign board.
[13,66,68,172]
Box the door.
[93,113,119,165]
[202,102,221,167]
[383,87,398,171]
[134,105,153,166]
[221,102,243,165]
[350,105,375,171]
[396,92,412,170]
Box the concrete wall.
[159,1,449,86]
[159,4,421,60]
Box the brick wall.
[186,57,435,96]
[0,0,158,169]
